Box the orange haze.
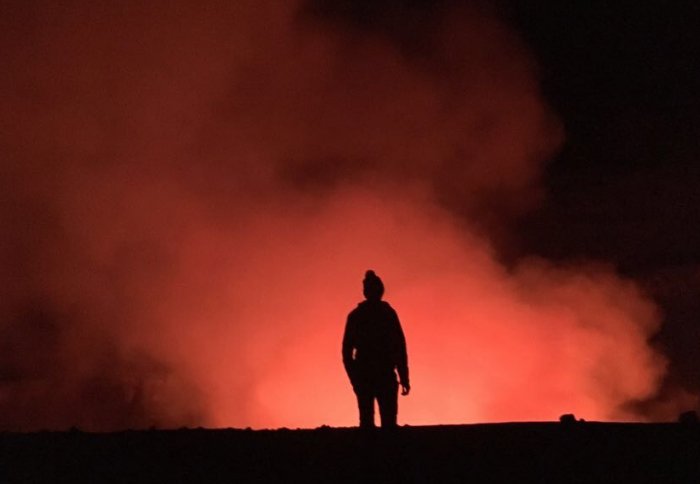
[0,1,674,430]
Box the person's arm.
[392,310,410,395]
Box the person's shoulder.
[348,301,366,317]
[379,300,398,315]
[380,301,399,320]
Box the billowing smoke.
[0,0,673,430]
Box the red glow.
[143,190,665,428]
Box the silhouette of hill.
[2,423,698,483]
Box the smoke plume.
[0,0,672,430]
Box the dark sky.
[508,1,700,267]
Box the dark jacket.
[342,300,409,386]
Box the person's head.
[363,270,384,301]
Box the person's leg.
[355,386,375,428]
[377,379,399,428]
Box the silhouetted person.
[342,270,410,429]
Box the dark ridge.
[1,423,699,483]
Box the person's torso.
[351,302,399,373]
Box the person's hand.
[401,383,410,396]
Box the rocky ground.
[2,422,699,483]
